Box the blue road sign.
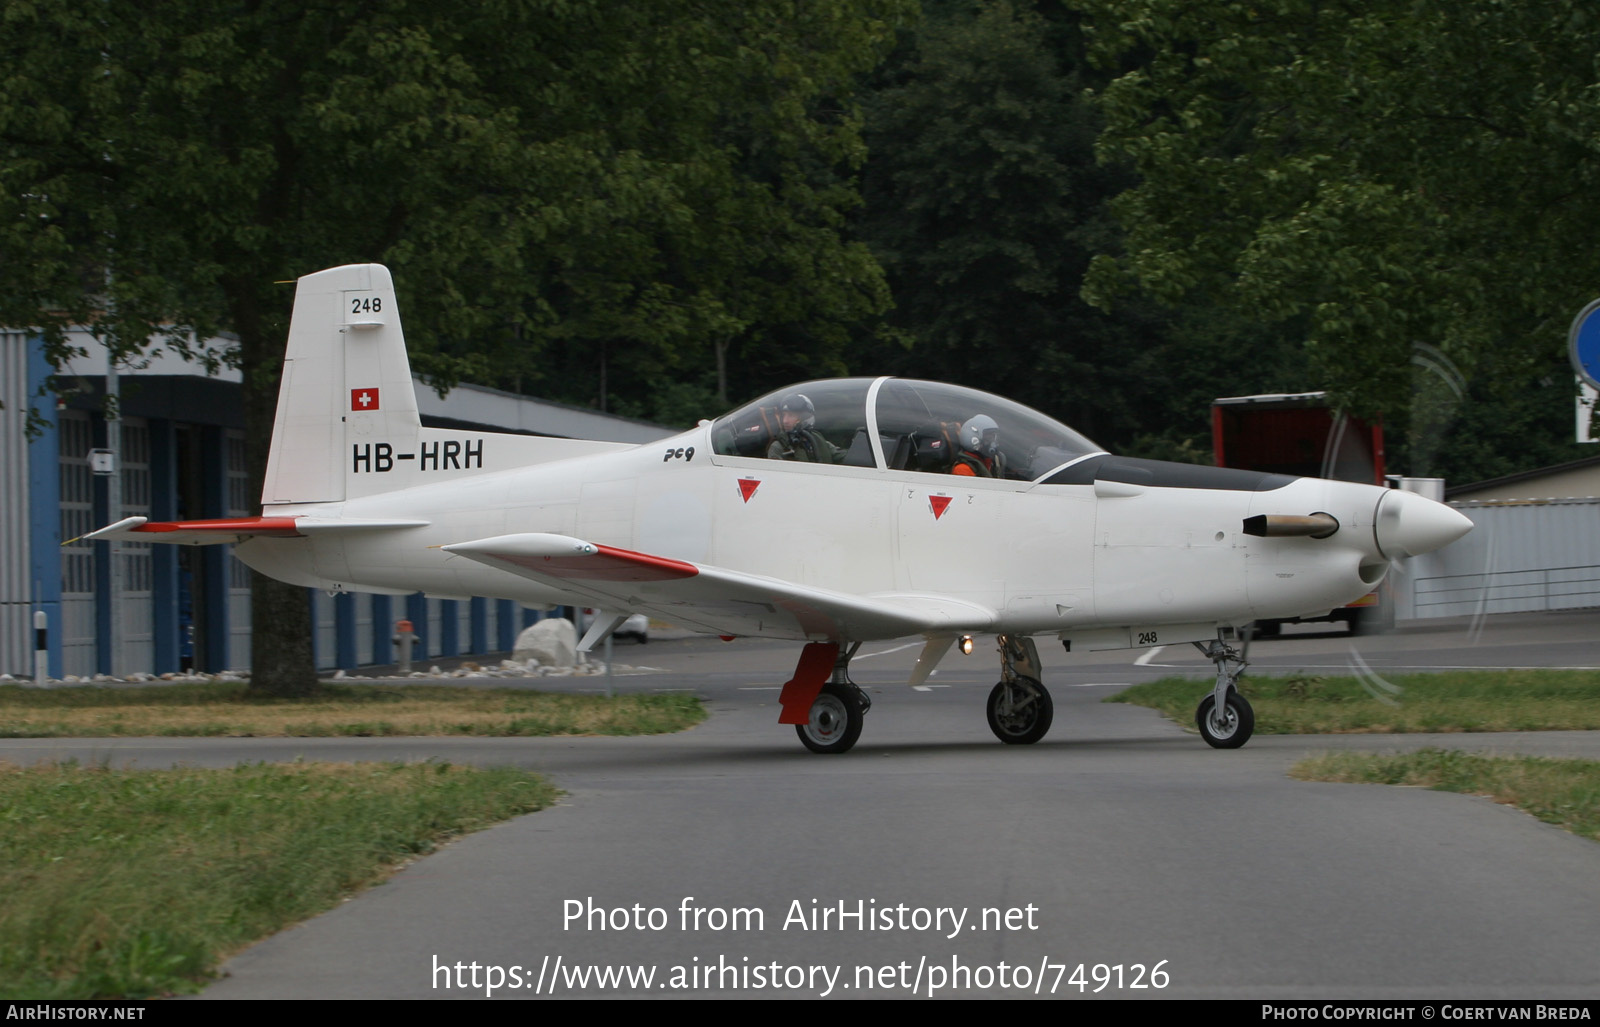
[1569,298,1600,390]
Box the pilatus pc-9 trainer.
[90,265,1472,753]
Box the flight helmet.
[779,393,816,428]
[960,414,999,457]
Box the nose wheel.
[1195,690,1254,748]
[1193,634,1255,748]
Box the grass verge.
[0,682,704,737]
[0,759,557,998]
[1108,670,1600,734]
[1291,748,1600,843]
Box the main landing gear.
[781,629,1253,753]
[986,634,1054,745]
[793,642,872,754]
[784,635,1061,753]
[1193,633,1254,748]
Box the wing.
[80,515,429,546]
[442,532,999,642]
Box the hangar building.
[0,331,674,679]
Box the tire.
[795,682,864,754]
[1347,603,1393,637]
[986,676,1054,745]
[1196,690,1254,749]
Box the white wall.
[1395,499,1600,618]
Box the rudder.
[262,264,420,505]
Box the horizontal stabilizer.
[443,532,999,641]
[80,515,429,546]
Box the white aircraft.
[88,264,1472,753]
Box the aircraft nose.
[1373,488,1473,558]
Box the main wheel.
[1195,690,1254,749]
[986,676,1054,744]
[795,682,864,754]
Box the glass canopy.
[709,377,1101,481]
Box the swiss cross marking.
[929,494,952,520]
[737,478,760,503]
[350,387,380,411]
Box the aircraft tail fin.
[263,264,420,505]
[261,263,636,508]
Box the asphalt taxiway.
[4,610,1599,998]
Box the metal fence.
[1397,498,1600,619]
[1412,564,1600,617]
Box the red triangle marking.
[738,478,761,503]
[929,494,952,520]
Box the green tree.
[1077,0,1600,458]
[849,1,1306,453]
[0,0,912,692]
[854,2,1133,439]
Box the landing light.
[959,635,974,655]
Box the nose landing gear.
[1193,634,1254,748]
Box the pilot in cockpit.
[767,393,844,464]
[951,415,1004,477]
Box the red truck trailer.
[1211,392,1392,634]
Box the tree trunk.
[248,570,318,696]
[236,279,319,697]
[715,336,729,406]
